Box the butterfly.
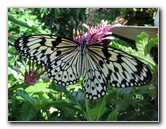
[15,35,152,100]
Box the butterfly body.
[15,35,152,100]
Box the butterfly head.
[80,39,87,54]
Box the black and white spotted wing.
[15,35,152,100]
[15,35,82,85]
[82,45,152,100]
[15,35,79,66]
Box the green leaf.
[25,82,50,93]
[55,83,68,94]
[116,95,133,111]
[8,14,38,32]
[42,8,48,14]
[16,89,39,108]
[151,111,158,121]
[85,97,106,121]
[107,109,118,121]
[110,41,136,55]
[48,100,81,111]
[11,94,18,111]
[8,67,19,80]
[105,89,117,102]
[72,91,84,101]
[18,102,37,121]
[56,24,60,31]
[54,8,59,18]
[147,35,158,54]
[117,87,132,96]
[136,32,149,55]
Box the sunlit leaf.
[136,32,149,55]
[16,89,39,108]
[25,82,50,93]
[8,14,38,32]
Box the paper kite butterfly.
[15,35,152,100]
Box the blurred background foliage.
[8,8,158,121]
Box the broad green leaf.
[85,96,106,121]
[147,35,158,54]
[107,109,118,121]
[135,32,148,55]
[18,102,37,121]
[16,89,39,108]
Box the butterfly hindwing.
[82,49,107,100]
[87,45,152,89]
[47,46,83,86]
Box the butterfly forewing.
[15,35,79,66]
[15,35,53,65]
[15,35,83,86]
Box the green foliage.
[85,97,106,121]
[8,8,158,121]
[107,109,118,121]
[8,14,38,32]
[16,89,39,108]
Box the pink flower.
[73,20,122,45]
[12,60,48,86]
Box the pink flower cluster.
[74,20,122,45]
[13,60,48,86]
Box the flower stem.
[8,82,24,97]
